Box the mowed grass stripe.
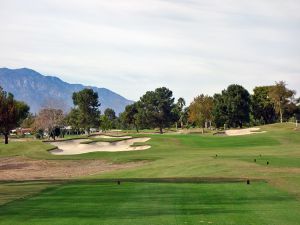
[0,181,299,225]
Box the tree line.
[1,81,299,144]
[121,81,299,132]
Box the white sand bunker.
[50,138,151,155]
[225,127,266,136]
[89,135,132,139]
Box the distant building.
[10,128,33,135]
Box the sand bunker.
[89,135,132,139]
[225,127,266,136]
[50,137,151,155]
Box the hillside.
[0,68,133,114]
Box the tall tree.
[104,108,117,128]
[72,88,101,134]
[34,108,64,140]
[0,87,30,144]
[296,103,300,122]
[100,115,112,132]
[225,84,251,128]
[213,84,250,128]
[138,87,178,134]
[251,86,276,124]
[188,94,214,129]
[269,81,296,123]
[65,108,81,134]
[181,107,190,128]
[177,97,186,111]
[212,93,228,128]
[122,103,140,132]
[176,97,186,128]
[283,101,298,121]
[104,108,116,121]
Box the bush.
[35,129,44,139]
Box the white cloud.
[0,0,299,102]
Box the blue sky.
[0,0,299,102]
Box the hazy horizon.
[1,0,299,102]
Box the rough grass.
[225,155,300,168]
[0,181,57,205]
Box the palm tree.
[177,97,186,128]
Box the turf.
[0,182,56,205]
[0,181,299,225]
[225,155,300,168]
[0,128,283,161]
[0,123,300,224]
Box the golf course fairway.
[0,123,299,224]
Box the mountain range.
[0,68,133,114]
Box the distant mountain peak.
[0,67,133,114]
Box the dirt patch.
[268,178,300,200]
[0,162,30,170]
[255,166,300,174]
[0,157,145,181]
[7,138,34,142]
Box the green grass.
[0,181,57,205]
[0,128,283,160]
[0,181,299,225]
[225,155,300,168]
[1,123,300,224]
[0,141,57,158]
